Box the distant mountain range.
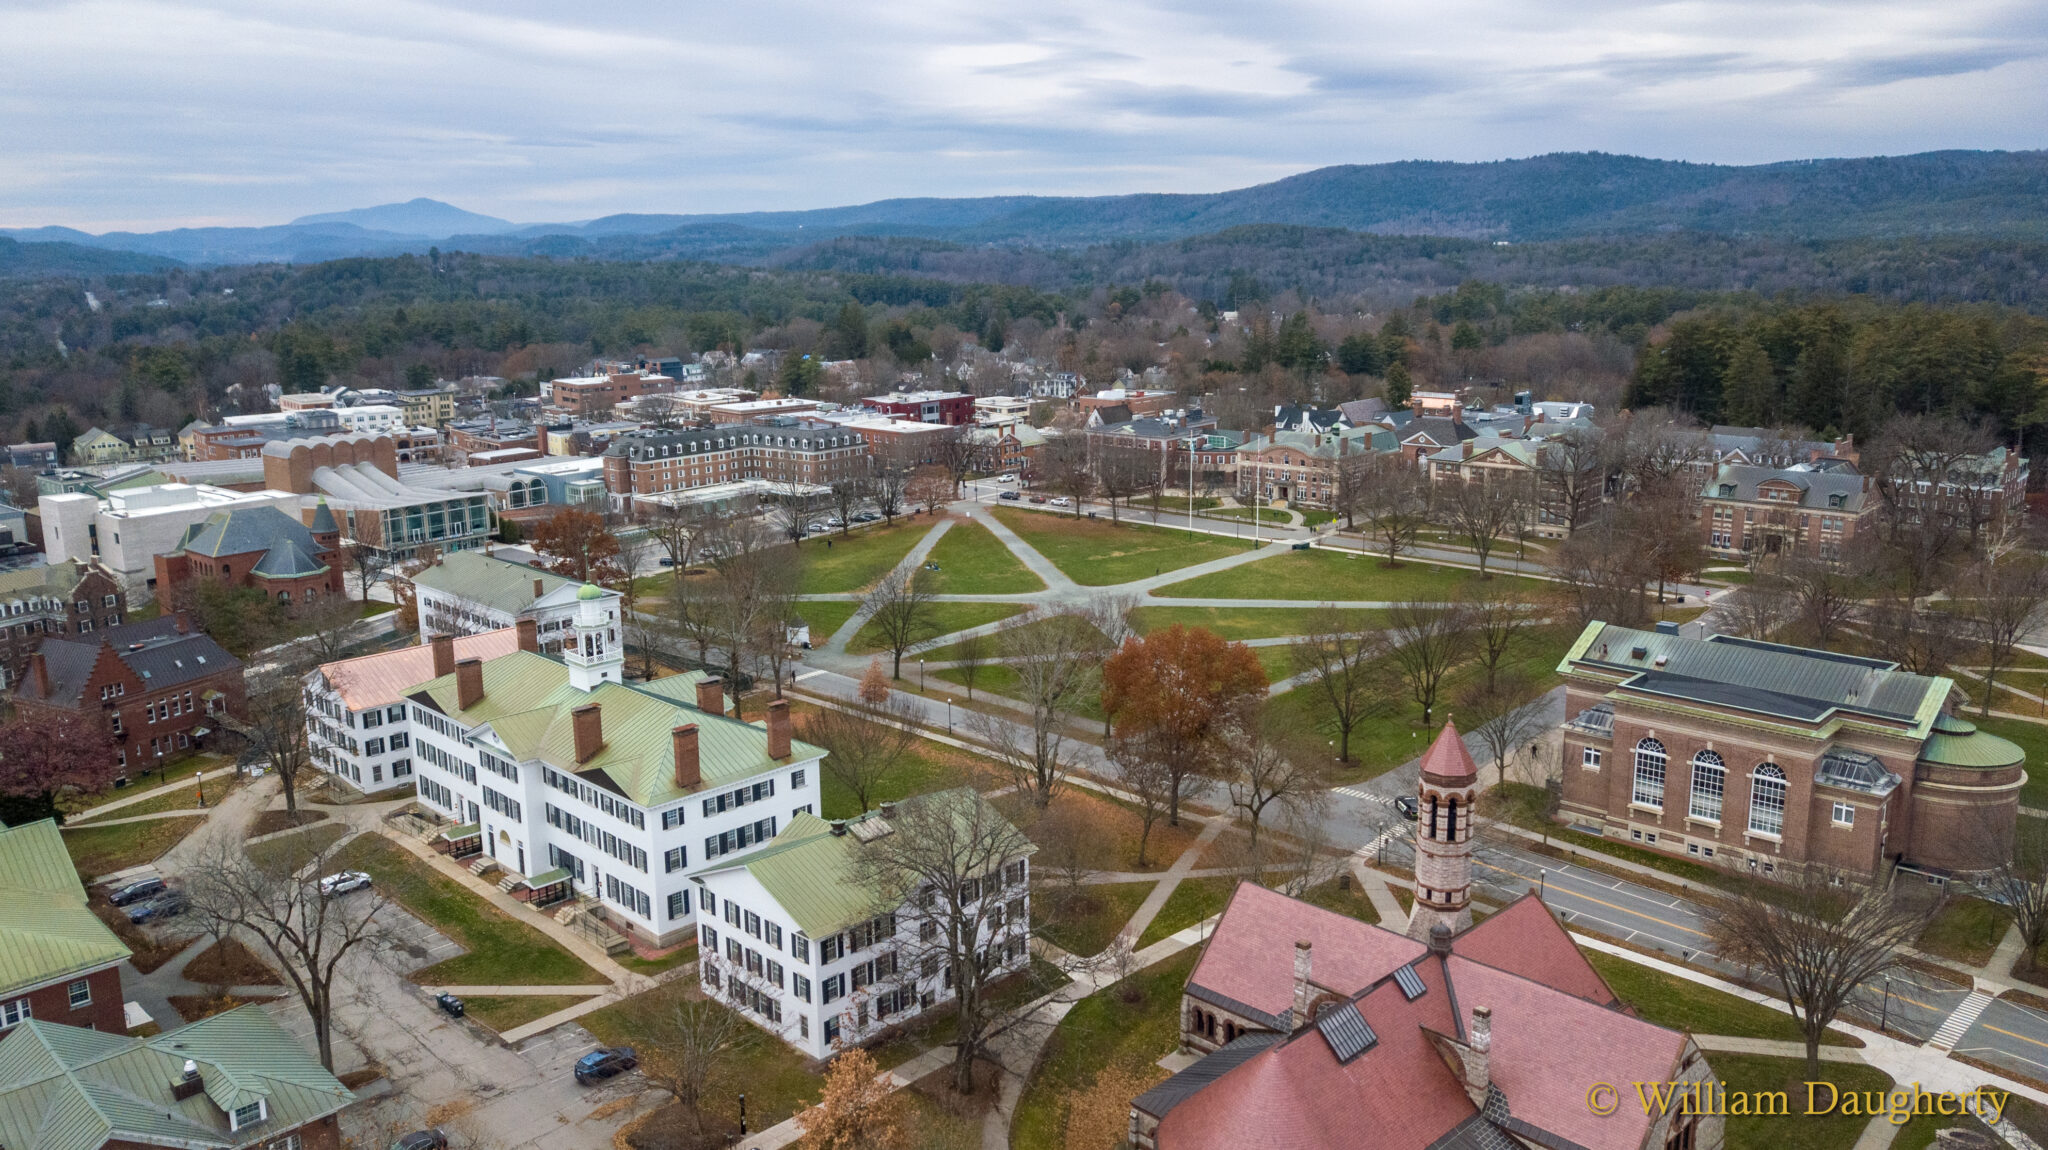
[4,150,2047,272]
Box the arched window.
[1428,794,1439,840]
[1446,795,1459,841]
[1748,764,1787,836]
[1688,751,1726,822]
[1632,738,1667,808]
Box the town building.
[1034,372,1080,400]
[620,388,758,422]
[963,424,1046,477]
[258,434,493,561]
[408,550,621,652]
[1698,463,1876,566]
[306,626,523,793]
[0,560,126,690]
[397,386,459,428]
[813,414,953,466]
[972,396,1033,428]
[396,587,828,946]
[477,457,608,525]
[151,502,346,614]
[12,616,246,776]
[6,441,58,470]
[1393,411,1478,464]
[601,422,869,514]
[446,418,550,463]
[690,789,1033,1059]
[1558,621,2023,880]
[1086,413,1225,486]
[39,483,306,593]
[1078,389,1177,419]
[545,371,677,417]
[859,390,974,426]
[191,411,443,465]
[1233,426,1392,509]
[0,820,131,1036]
[1423,437,1579,538]
[0,1004,355,1150]
[68,426,180,467]
[706,398,821,424]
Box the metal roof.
[0,822,130,996]
[1394,964,1428,1001]
[1918,714,2027,770]
[172,505,318,561]
[408,551,595,616]
[1315,1005,1379,1063]
[1814,748,1902,796]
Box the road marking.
[795,670,829,682]
[1476,860,1710,937]
[1981,1023,2048,1053]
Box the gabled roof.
[407,551,597,616]
[1404,416,1476,446]
[0,561,92,603]
[15,619,241,707]
[0,1006,354,1150]
[313,628,523,712]
[0,822,129,997]
[1701,462,1868,512]
[1445,895,1614,1006]
[1187,883,1426,1026]
[413,653,821,807]
[171,506,319,561]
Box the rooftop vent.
[1629,646,1648,660]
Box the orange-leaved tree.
[529,507,622,583]
[1101,624,1266,826]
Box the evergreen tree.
[1720,337,1778,427]
[832,302,869,359]
[1450,320,1483,351]
[404,363,435,389]
[1385,362,1413,409]
[1336,332,1385,375]
[777,353,823,396]
[1791,333,1848,434]
[1274,311,1325,374]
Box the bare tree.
[644,499,710,574]
[1107,731,1177,868]
[1356,454,1431,566]
[932,427,977,496]
[1781,558,1860,646]
[342,541,393,603]
[965,605,1110,807]
[1225,713,1329,853]
[747,560,803,699]
[1289,606,1389,762]
[770,490,828,545]
[668,571,722,669]
[870,443,911,526]
[906,466,952,516]
[827,477,866,537]
[1438,475,1527,578]
[1042,435,1096,515]
[1385,601,1473,727]
[287,592,370,666]
[1094,445,1154,524]
[630,994,760,1137]
[949,630,992,700]
[1703,868,1939,1077]
[1959,555,2048,717]
[183,836,390,1070]
[1721,576,1797,641]
[1548,517,1653,629]
[807,694,922,814]
[226,665,318,815]
[1033,800,1110,910]
[861,568,941,680]
[853,789,1038,1094]
[1533,425,1612,536]
[1464,584,1532,692]
[1979,814,2048,963]
[1455,672,1553,788]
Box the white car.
[807,522,831,534]
[1049,497,1073,507]
[995,473,1017,484]
[318,871,372,897]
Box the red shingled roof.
[1188,883,1426,1022]
[1453,894,1618,1006]
[1419,720,1478,781]
[320,628,522,711]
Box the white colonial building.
[408,550,622,655]
[691,789,1034,1060]
[305,626,523,793]
[306,585,824,947]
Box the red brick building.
[0,560,126,692]
[0,820,131,1037]
[860,390,974,425]
[547,371,676,417]
[13,616,247,777]
[151,503,344,614]
[1558,621,2021,880]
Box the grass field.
[71,774,245,823]
[918,612,1102,663]
[1296,875,1381,924]
[1005,785,1200,874]
[793,600,860,643]
[795,710,984,820]
[1583,950,1860,1046]
[60,753,234,816]
[1975,715,2048,809]
[247,824,349,871]
[62,816,205,878]
[990,506,1251,586]
[330,836,601,986]
[848,602,1027,656]
[1917,896,2006,967]
[934,664,1109,722]
[795,519,932,595]
[1011,948,1197,1150]
[1153,548,1539,601]
[1710,1054,1893,1150]
[1033,882,1152,957]
[463,994,597,1033]
[1136,876,1235,948]
[583,980,820,1132]
[923,519,1046,594]
[1129,604,1389,641]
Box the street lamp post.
[739,1092,748,1135]
[1537,868,1547,901]
[1880,975,1892,1033]
[947,697,954,734]
[195,769,206,810]
[920,658,926,692]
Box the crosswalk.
[1930,989,1994,1050]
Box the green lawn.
[463,994,598,1033]
[1975,715,2048,809]
[1136,876,1235,949]
[1710,1054,1893,1150]
[618,942,698,976]
[330,836,602,986]
[1485,783,1739,890]
[1583,950,1859,1046]
[848,602,1027,656]
[934,663,1107,722]
[923,520,1045,594]
[812,729,977,821]
[71,774,245,823]
[60,754,234,816]
[918,612,1105,664]
[1917,896,2005,967]
[582,980,819,1132]
[62,817,205,878]
[794,519,933,595]
[991,506,1251,586]
[1012,948,1198,1150]
[247,824,350,872]
[1200,506,1294,525]
[1153,548,1541,602]
[1296,875,1381,924]
[1253,645,1294,685]
[794,599,860,643]
[1129,605,1389,641]
[1033,882,1154,957]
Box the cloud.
[0,0,2042,229]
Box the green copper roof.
[414,653,824,807]
[577,583,605,600]
[702,788,1033,938]
[1920,716,2026,770]
[0,1005,354,1150]
[408,550,587,615]
[0,822,130,996]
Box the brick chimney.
[696,677,724,716]
[536,424,550,455]
[1293,940,1314,1023]
[1464,1005,1492,1100]
[431,634,455,678]
[767,698,791,759]
[28,652,48,697]
[572,703,604,763]
[515,618,538,653]
[173,611,190,635]
[454,657,484,709]
[533,577,545,600]
[672,724,700,788]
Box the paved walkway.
[1117,818,1229,948]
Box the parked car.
[391,1130,448,1150]
[998,490,1021,501]
[825,516,845,527]
[995,473,1017,483]
[1393,795,1419,821]
[574,1047,639,1084]
[852,511,881,523]
[807,521,831,534]
[434,992,465,1018]
[108,877,166,907]
[127,892,187,924]
[658,557,674,567]
[319,870,372,897]
[1049,497,1073,507]
[1028,494,1048,504]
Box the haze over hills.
[3,149,2046,272]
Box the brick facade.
[0,564,125,691]
[13,617,248,777]
[0,966,124,1037]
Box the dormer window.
[1828,493,1846,508]
[1718,484,1736,498]
[229,1100,267,1130]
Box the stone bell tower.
[1407,721,1477,941]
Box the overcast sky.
[2,0,2043,231]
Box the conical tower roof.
[1418,721,1477,783]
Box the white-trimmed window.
[1688,751,1726,823]
[0,998,30,1027]
[1749,764,1788,837]
[230,1100,266,1130]
[1832,801,1855,827]
[67,979,90,1008]
[1632,738,1667,809]
[1582,747,1602,771]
